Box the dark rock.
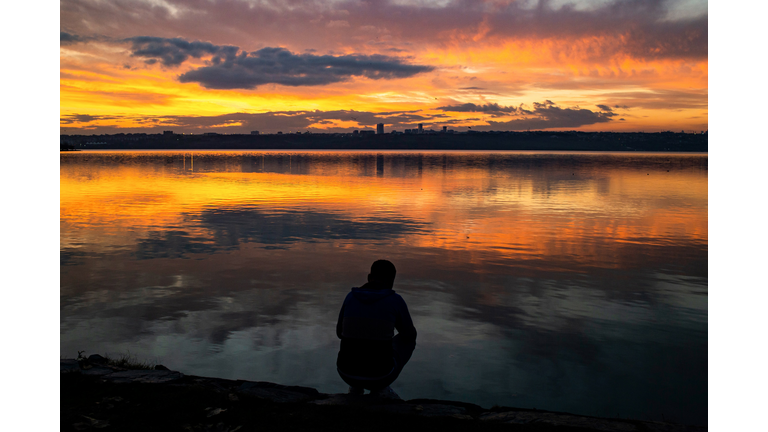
[73,415,110,430]
[61,358,705,432]
[413,403,472,419]
[313,394,415,412]
[479,410,706,432]
[407,398,483,412]
[103,370,184,384]
[61,359,81,373]
[309,394,359,406]
[365,403,417,415]
[480,411,639,431]
[641,422,708,432]
[88,354,107,364]
[182,376,242,394]
[205,407,227,418]
[236,381,319,404]
[312,396,474,420]
[80,366,116,377]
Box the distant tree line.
[60,131,708,152]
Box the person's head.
[368,259,397,289]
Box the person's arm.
[394,297,417,343]
[336,303,345,339]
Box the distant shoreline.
[60,131,708,153]
[63,149,708,154]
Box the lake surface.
[60,150,707,425]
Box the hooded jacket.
[336,281,417,378]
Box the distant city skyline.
[61,0,707,135]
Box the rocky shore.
[61,356,705,432]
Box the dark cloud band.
[124,36,434,89]
[179,48,434,89]
[437,103,518,115]
[485,101,618,131]
[435,101,617,129]
[60,31,94,45]
[125,36,237,67]
[61,100,618,134]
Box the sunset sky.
[60,0,708,134]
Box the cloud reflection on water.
[60,151,707,425]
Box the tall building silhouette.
[377,123,384,135]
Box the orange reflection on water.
[60,151,707,271]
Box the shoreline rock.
[61,358,705,432]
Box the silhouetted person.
[336,260,417,399]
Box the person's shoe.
[348,386,364,396]
[370,386,401,400]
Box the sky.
[60,0,708,134]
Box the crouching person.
[336,260,417,399]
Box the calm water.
[60,151,707,425]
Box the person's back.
[336,260,417,398]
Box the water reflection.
[61,151,707,425]
[131,208,429,259]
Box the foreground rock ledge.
[61,359,705,432]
